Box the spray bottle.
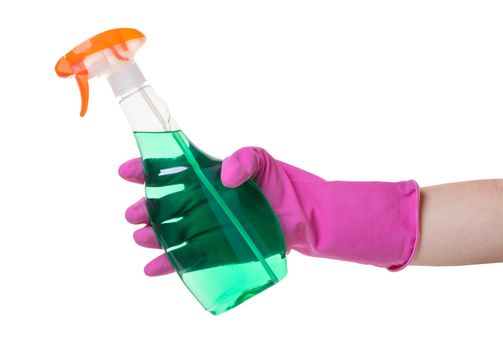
[55,28,287,315]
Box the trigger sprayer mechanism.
[55,28,146,116]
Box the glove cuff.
[292,179,421,271]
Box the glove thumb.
[221,147,263,188]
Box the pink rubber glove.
[119,147,420,276]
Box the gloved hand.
[119,147,420,276]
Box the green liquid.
[134,131,287,315]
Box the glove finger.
[125,198,150,224]
[118,158,145,184]
[133,226,161,249]
[144,253,175,277]
[221,146,267,188]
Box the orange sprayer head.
[55,28,146,116]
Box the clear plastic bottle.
[55,28,287,314]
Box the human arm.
[119,149,503,276]
[412,180,503,266]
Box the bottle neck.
[108,64,179,132]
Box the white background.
[1,1,502,349]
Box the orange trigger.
[76,72,89,116]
